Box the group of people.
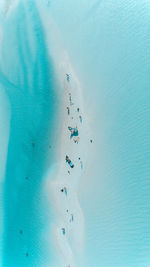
[60,73,83,267]
[61,73,92,267]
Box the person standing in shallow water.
[60,187,67,195]
[80,161,83,169]
[19,230,23,235]
[62,228,65,235]
[70,214,74,222]
[79,115,82,123]
[66,155,74,168]
[67,107,70,115]
[64,187,67,195]
[31,141,35,147]
[66,73,70,82]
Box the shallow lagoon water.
[48,0,150,266]
[1,0,150,266]
[0,1,60,266]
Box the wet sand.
[50,54,91,267]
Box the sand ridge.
[50,54,92,267]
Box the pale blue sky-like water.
[1,0,150,266]
[47,0,150,266]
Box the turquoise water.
[1,0,150,266]
[48,0,150,266]
[0,1,60,266]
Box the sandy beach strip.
[49,53,91,267]
[35,4,92,265]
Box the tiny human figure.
[69,95,74,106]
[77,108,79,112]
[31,141,35,147]
[80,161,83,169]
[26,253,29,257]
[79,115,82,123]
[64,186,67,196]
[68,171,70,175]
[66,107,70,115]
[62,228,66,235]
[66,155,74,168]
[66,73,70,82]
[61,187,67,195]
[71,214,74,222]
[66,209,69,213]
[90,139,93,143]
[19,230,23,235]
[68,126,78,139]
[25,176,29,180]
[70,161,74,168]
